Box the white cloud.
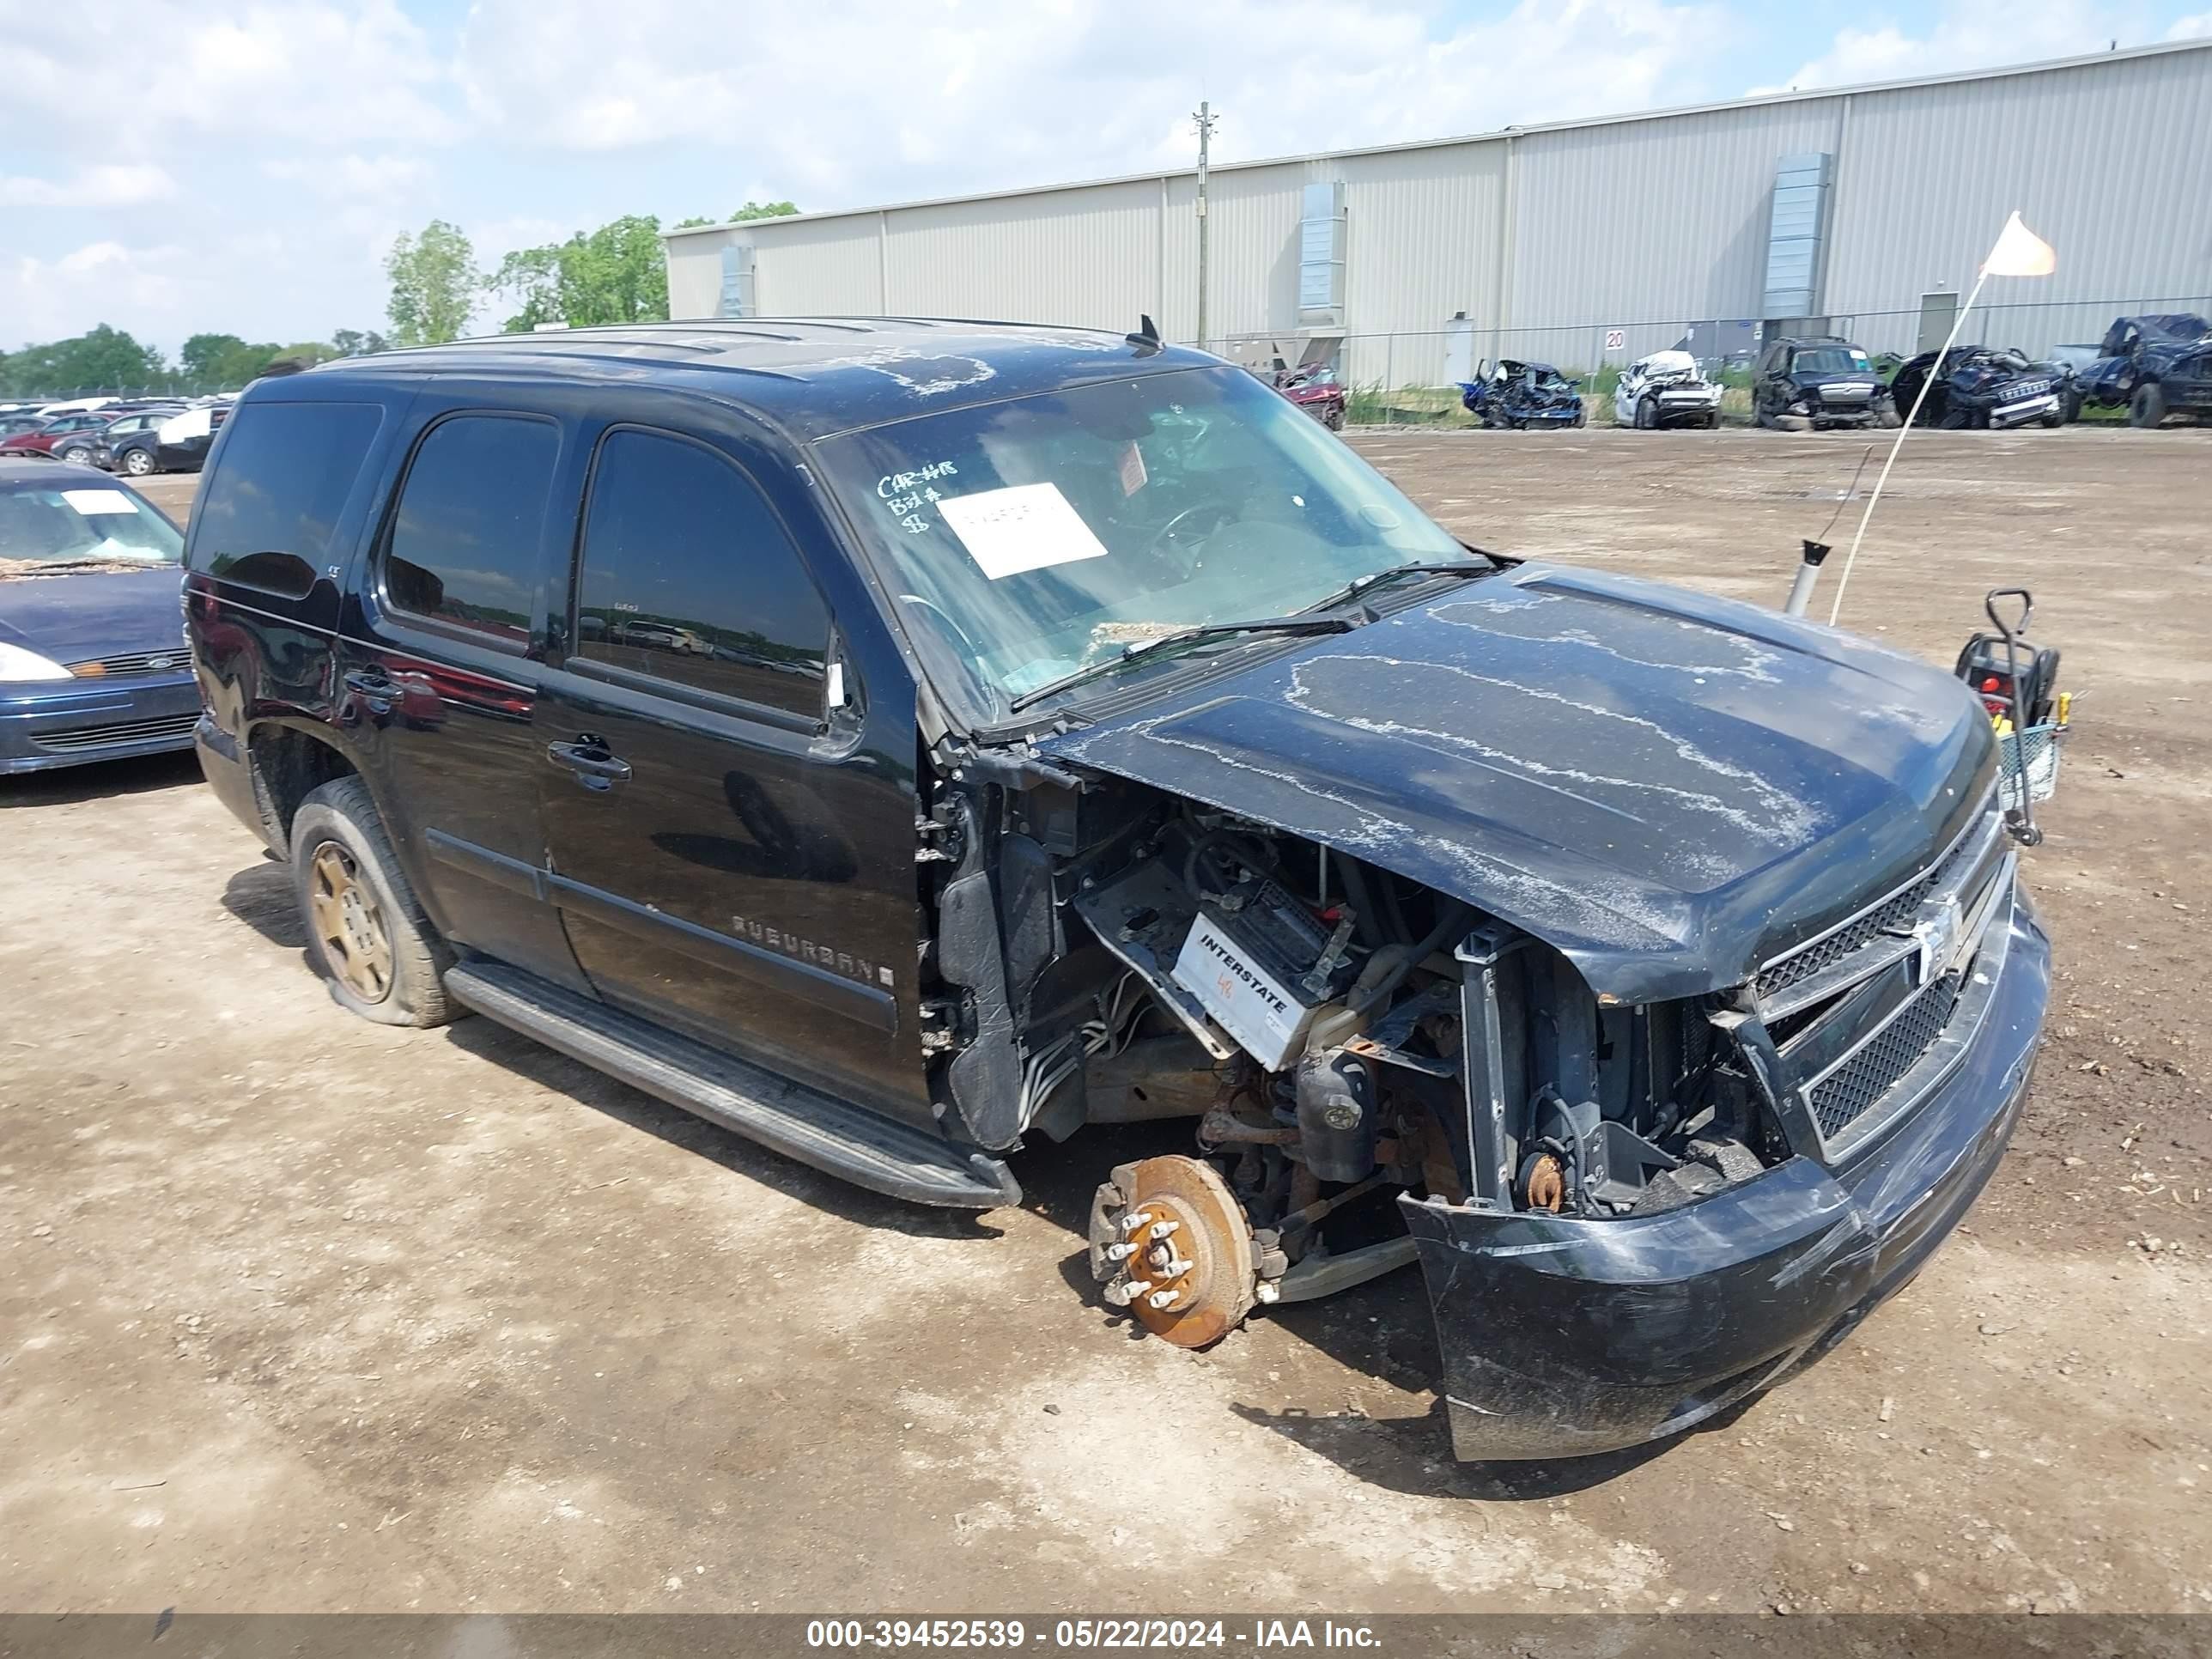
[261,154,430,199]
[0,164,179,209]
[6,244,189,345]
[2169,10,2212,38]
[0,2,459,147]
[1760,0,2157,93]
[455,0,1729,199]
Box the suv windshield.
[1792,346,1870,374]
[0,480,183,573]
[816,366,1469,721]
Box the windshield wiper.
[1300,556,1502,617]
[1007,612,1357,713]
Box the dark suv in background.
[1753,336,1901,430]
[184,321,2047,1463]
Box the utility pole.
[1193,100,1218,350]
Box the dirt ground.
[4,430,2209,1617]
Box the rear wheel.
[2130,382,2169,428]
[289,776,456,1027]
[122,448,155,477]
[59,445,93,465]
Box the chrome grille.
[1808,973,1960,1141]
[66,647,191,678]
[35,711,201,751]
[1755,874,1937,1002]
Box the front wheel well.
[249,725,357,847]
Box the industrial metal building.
[663,39,2212,386]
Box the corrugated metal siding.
[671,40,2212,376]
[749,217,884,315]
[665,234,732,319]
[884,179,1162,326]
[1337,142,1505,386]
[1827,47,2212,356]
[1506,99,1844,364]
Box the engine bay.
[923,765,1796,1346]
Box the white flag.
[1981,211,2056,277]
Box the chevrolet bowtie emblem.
[1911,896,1964,986]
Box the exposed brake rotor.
[1088,1155,1258,1348]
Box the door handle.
[546,738,632,790]
[341,667,394,716]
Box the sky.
[4,0,2209,357]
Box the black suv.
[185,321,2048,1462]
[1753,336,1900,430]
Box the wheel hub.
[1089,1156,1257,1348]
[307,841,393,1002]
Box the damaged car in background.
[1613,349,1723,429]
[187,321,2051,1463]
[1458,360,1588,428]
[1891,347,2065,430]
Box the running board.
[446,962,1021,1210]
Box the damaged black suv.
[185,321,2048,1462]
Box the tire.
[1634,397,1657,430]
[121,448,155,477]
[1323,406,1345,432]
[2130,382,2168,428]
[1754,404,1777,429]
[2060,387,2084,424]
[1571,404,1587,428]
[2039,410,2064,428]
[1936,409,1971,431]
[59,445,93,465]
[1876,405,1902,429]
[289,776,457,1027]
[1705,412,1721,430]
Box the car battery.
[1172,878,1358,1070]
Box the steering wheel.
[1144,502,1237,573]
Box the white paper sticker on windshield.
[62,489,141,516]
[938,483,1109,581]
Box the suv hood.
[1039,564,1992,1003]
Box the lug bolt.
[1255,1281,1280,1304]
[1149,1219,1181,1240]
[1105,1242,1137,1261]
[1119,1212,1154,1234]
[1147,1288,1181,1310]
[1161,1256,1193,1278]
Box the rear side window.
[382,414,561,647]
[572,428,828,718]
[190,401,383,587]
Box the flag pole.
[1823,264,1990,627]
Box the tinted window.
[383,415,561,647]
[574,428,827,717]
[189,401,383,582]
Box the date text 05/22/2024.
[804,1620,1382,1651]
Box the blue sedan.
[0,458,200,775]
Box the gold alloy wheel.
[307,841,394,1002]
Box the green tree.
[0,325,167,394]
[672,200,799,229]
[331,328,390,357]
[486,214,671,332]
[386,220,478,346]
[179,332,249,383]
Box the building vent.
[719,243,757,319]
[1762,152,1832,320]
[1297,182,1346,325]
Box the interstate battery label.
[1171,912,1308,1070]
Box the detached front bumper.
[0,673,202,775]
[1404,895,2049,1462]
